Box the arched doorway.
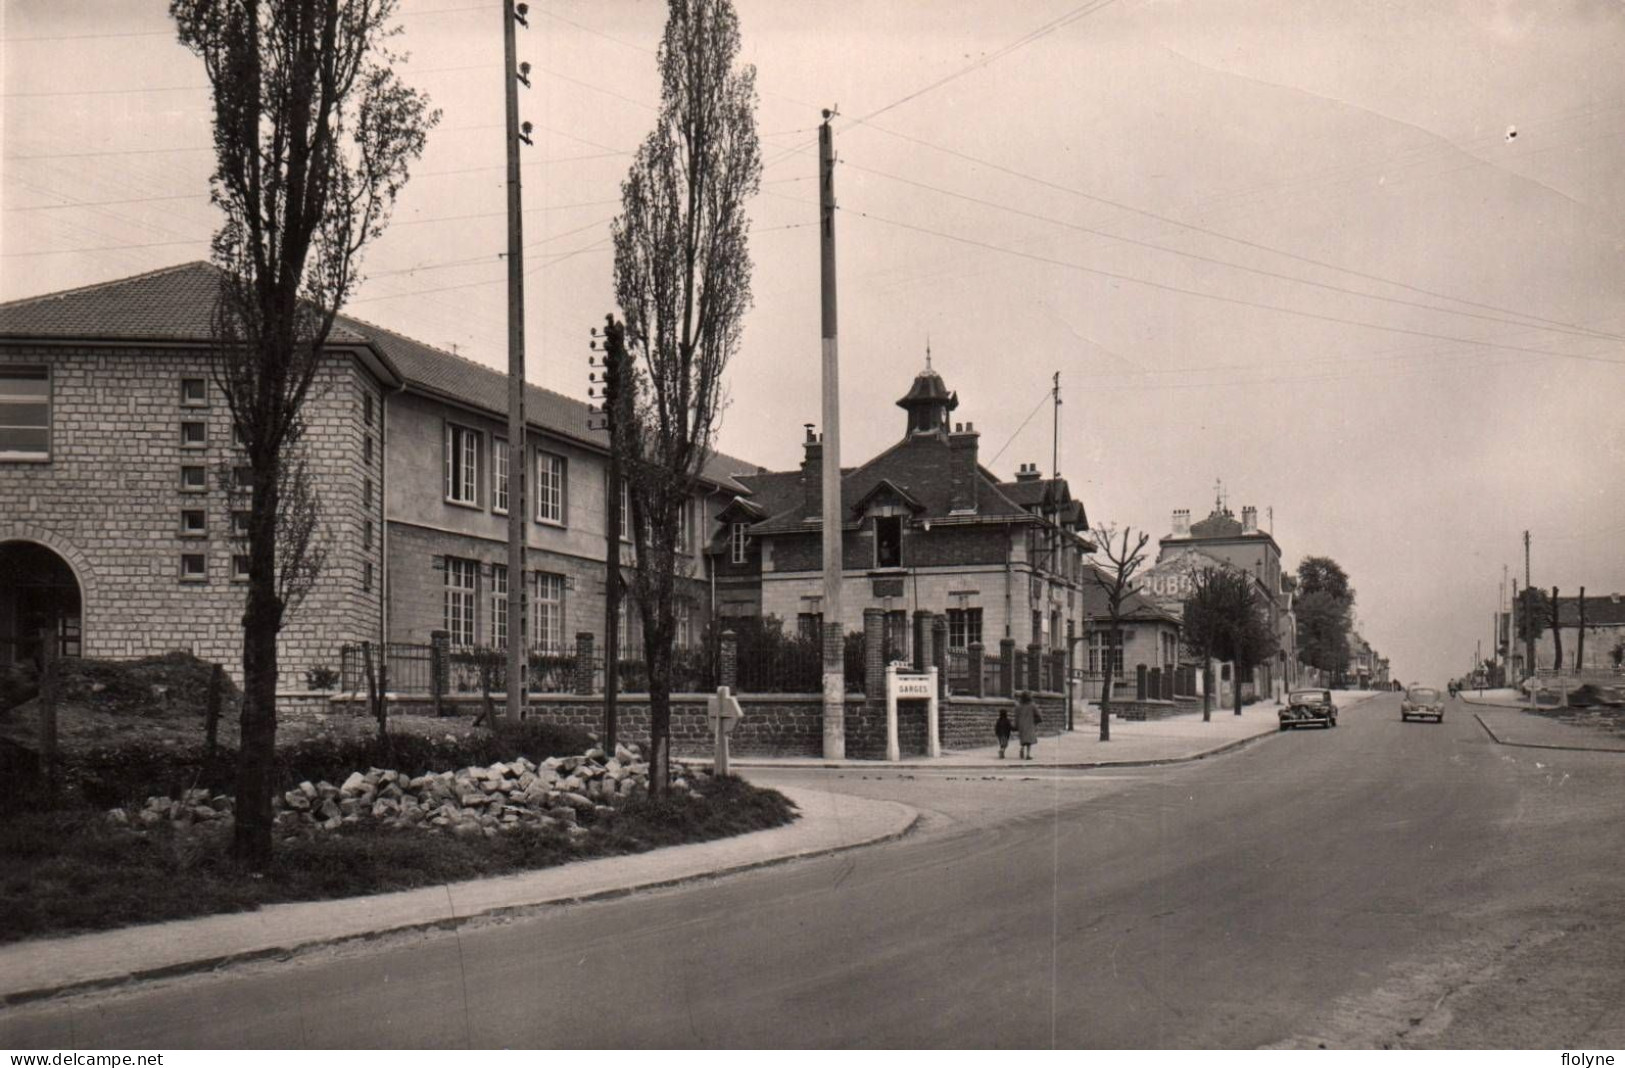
[0,541,82,669]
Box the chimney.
[1172,508,1191,536]
[801,426,822,519]
[1015,463,1042,483]
[1242,505,1258,534]
[948,421,979,512]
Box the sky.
[4,0,1624,686]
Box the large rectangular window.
[490,564,509,649]
[946,607,983,649]
[534,571,565,653]
[444,424,479,506]
[492,437,509,515]
[1088,630,1125,678]
[536,450,565,524]
[444,557,477,647]
[0,368,50,460]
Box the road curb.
[1472,712,1625,755]
[0,794,921,1009]
[729,692,1386,773]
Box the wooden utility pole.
[1524,530,1534,674]
[595,316,628,749]
[503,0,531,723]
[818,109,845,759]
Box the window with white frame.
[536,450,565,524]
[444,557,477,647]
[492,437,509,514]
[947,607,983,649]
[0,367,49,458]
[444,423,479,505]
[1087,629,1126,678]
[678,498,692,553]
[618,477,631,540]
[729,522,749,565]
[490,564,509,648]
[534,571,565,653]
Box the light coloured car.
[1401,685,1444,723]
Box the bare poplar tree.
[1088,526,1149,743]
[611,0,761,794]
[172,0,437,866]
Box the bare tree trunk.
[648,642,673,794]
[235,596,279,867]
[234,470,281,869]
[1201,655,1212,722]
[1233,665,1244,716]
[1576,587,1586,671]
[1551,587,1563,673]
[1098,673,1112,742]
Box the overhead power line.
[841,158,1625,345]
[854,119,1616,344]
[840,204,1625,367]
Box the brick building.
[0,263,754,687]
[708,363,1093,671]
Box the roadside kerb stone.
[0,786,918,1008]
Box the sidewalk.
[1473,707,1625,753]
[726,690,1388,771]
[0,785,917,1007]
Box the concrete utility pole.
[502,0,532,722]
[818,109,845,759]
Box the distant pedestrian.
[994,710,1013,758]
[1015,691,1041,760]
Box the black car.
[1280,689,1337,730]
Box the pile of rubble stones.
[111,743,713,840]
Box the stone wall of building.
[0,343,382,687]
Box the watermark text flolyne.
[1561,1055,1615,1068]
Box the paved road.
[6,694,1624,1048]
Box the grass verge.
[0,774,796,945]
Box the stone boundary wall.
[308,691,1074,759]
[939,695,1065,751]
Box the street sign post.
[884,663,939,762]
[707,685,743,777]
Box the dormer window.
[875,516,902,568]
[729,522,749,564]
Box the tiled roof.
[0,262,371,345]
[994,476,1087,528]
[0,261,756,491]
[749,434,1034,535]
[1188,509,1245,538]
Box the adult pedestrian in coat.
[994,710,1013,758]
[1015,691,1041,760]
